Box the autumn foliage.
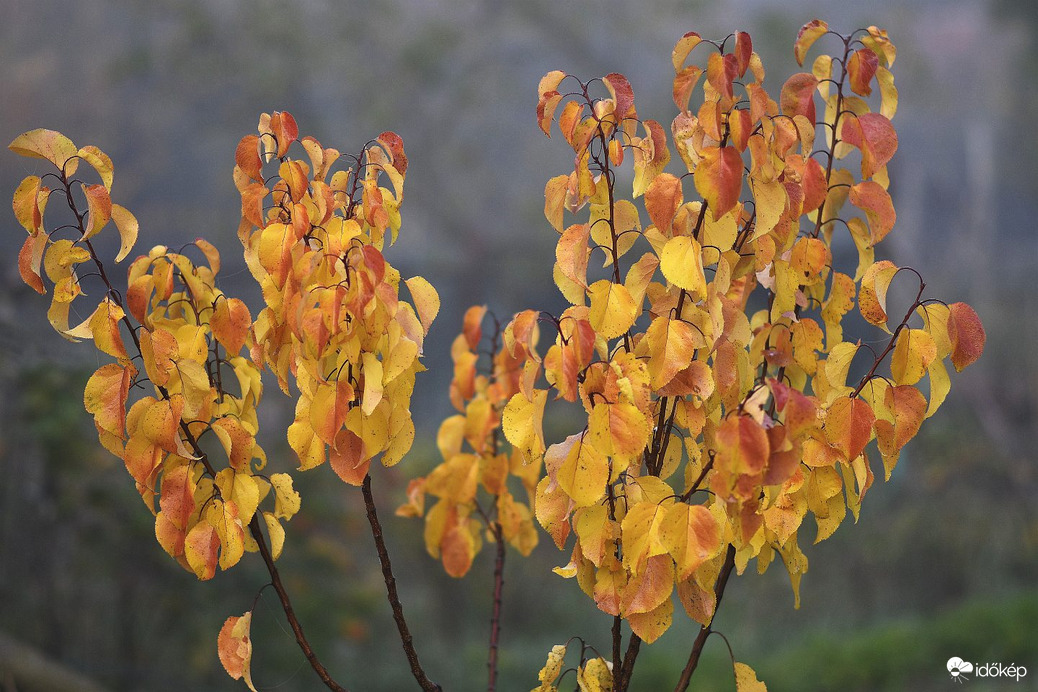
[9,19,984,692]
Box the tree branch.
[618,632,641,691]
[249,516,348,691]
[673,544,737,692]
[361,474,442,692]
[486,523,506,692]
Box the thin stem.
[249,516,348,692]
[361,474,442,692]
[487,523,506,692]
[673,544,737,692]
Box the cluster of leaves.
[8,17,986,692]
[396,306,540,577]
[10,114,437,690]
[398,19,984,691]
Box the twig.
[361,474,442,692]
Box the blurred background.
[0,0,1034,690]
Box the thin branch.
[618,632,641,691]
[249,517,348,692]
[486,523,506,692]
[673,544,737,692]
[611,616,623,692]
[361,474,442,692]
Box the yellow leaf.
[645,316,700,389]
[503,390,548,462]
[621,499,674,573]
[77,145,114,189]
[587,280,638,340]
[734,662,768,692]
[9,129,79,174]
[109,203,139,264]
[269,473,301,520]
[577,657,613,692]
[626,595,673,643]
[659,503,722,581]
[794,19,828,66]
[858,260,898,330]
[890,328,936,386]
[659,235,707,299]
[557,438,610,507]
[537,644,568,686]
[405,275,439,335]
[215,469,262,526]
[263,511,286,560]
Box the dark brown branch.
[618,632,641,691]
[486,523,506,692]
[611,616,623,692]
[361,474,442,692]
[249,517,348,692]
[673,544,737,692]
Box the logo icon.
[948,657,974,683]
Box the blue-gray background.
[0,0,1034,690]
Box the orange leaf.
[848,48,879,96]
[82,183,112,238]
[211,297,252,355]
[235,135,263,182]
[947,302,985,371]
[693,146,743,220]
[217,613,258,692]
[18,232,47,294]
[825,397,875,462]
[84,363,132,437]
[330,428,370,486]
[268,111,298,158]
[848,181,896,245]
[780,73,818,124]
[644,173,683,235]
